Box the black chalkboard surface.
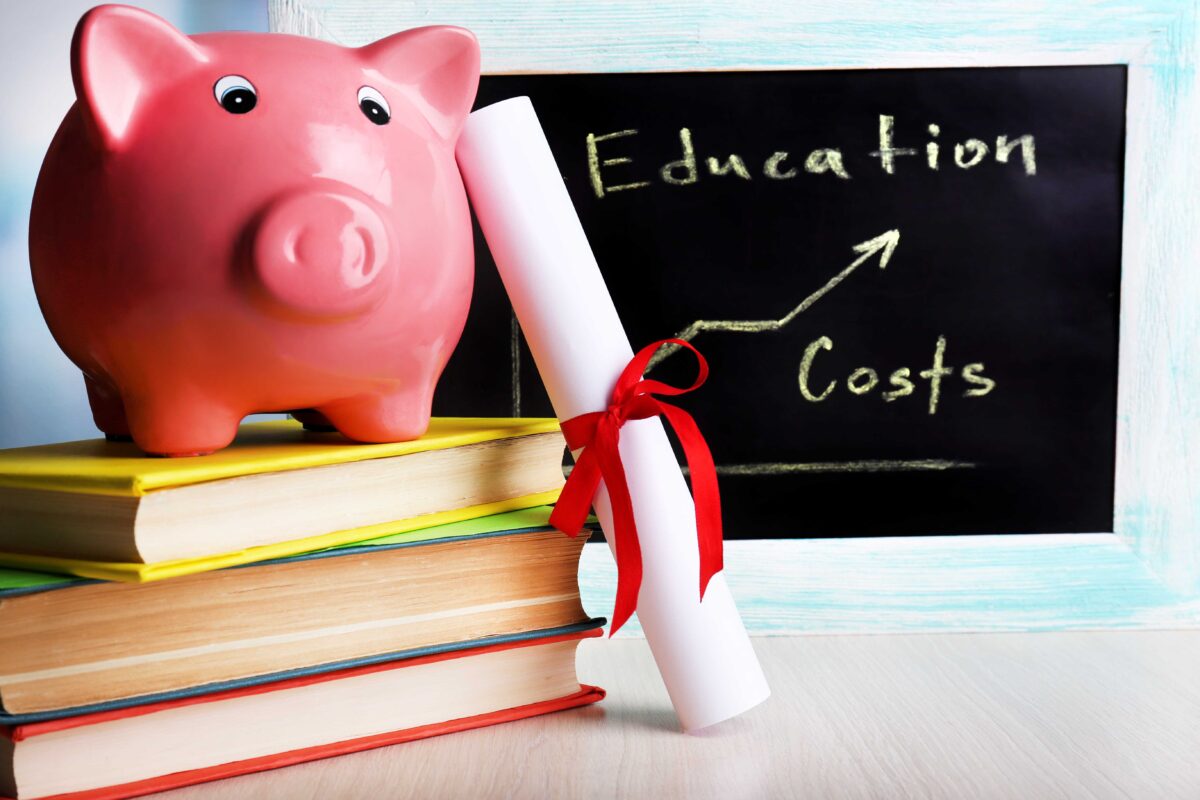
[436,66,1126,539]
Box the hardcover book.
[0,418,566,579]
[0,507,595,720]
[0,628,604,800]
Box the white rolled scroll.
[457,96,769,732]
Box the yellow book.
[0,418,565,581]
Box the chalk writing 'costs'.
[799,335,995,415]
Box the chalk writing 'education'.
[587,115,1037,198]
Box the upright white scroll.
[457,97,769,732]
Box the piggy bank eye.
[358,86,391,125]
[213,75,257,114]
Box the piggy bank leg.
[317,387,432,443]
[84,375,132,441]
[123,394,242,457]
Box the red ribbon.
[549,338,723,635]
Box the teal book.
[0,507,600,724]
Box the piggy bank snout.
[251,189,394,318]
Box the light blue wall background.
[0,1,268,449]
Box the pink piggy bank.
[30,5,480,456]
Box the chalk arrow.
[646,228,901,371]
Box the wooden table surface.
[159,632,1200,799]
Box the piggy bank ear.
[360,26,480,141]
[71,4,206,150]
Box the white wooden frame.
[270,0,1200,634]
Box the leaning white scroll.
[457,96,770,732]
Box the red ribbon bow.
[549,338,723,635]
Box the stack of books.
[0,418,603,800]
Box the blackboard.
[436,66,1126,539]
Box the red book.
[0,628,603,800]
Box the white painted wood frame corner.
[269,0,1200,634]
